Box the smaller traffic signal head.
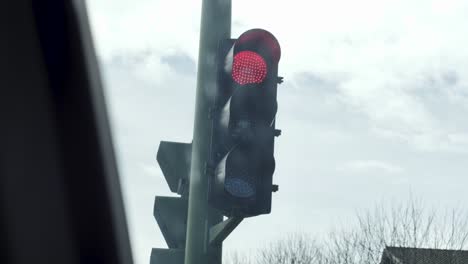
[209,29,281,217]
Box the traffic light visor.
[224,146,256,198]
[236,29,281,63]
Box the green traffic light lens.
[225,178,255,198]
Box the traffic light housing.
[208,29,282,217]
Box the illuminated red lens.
[232,51,267,85]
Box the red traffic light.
[209,28,281,217]
[232,51,267,85]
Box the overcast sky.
[86,0,468,263]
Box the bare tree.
[226,198,468,264]
[225,250,255,264]
[323,198,468,264]
[225,233,324,264]
[257,233,323,264]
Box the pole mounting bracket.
[209,216,243,246]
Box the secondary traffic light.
[208,28,282,217]
[151,141,191,264]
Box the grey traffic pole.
[185,1,231,264]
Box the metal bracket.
[272,184,279,192]
[176,178,188,196]
[277,76,284,84]
[274,129,282,137]
[209,216,243,246]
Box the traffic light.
[208,28,282,217]
[151,141,191,264]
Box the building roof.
[381,247,468,264]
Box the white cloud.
[229,0,468,153]
[339,160,404,174]
[140,162,164,178]
[86,0,201,60]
